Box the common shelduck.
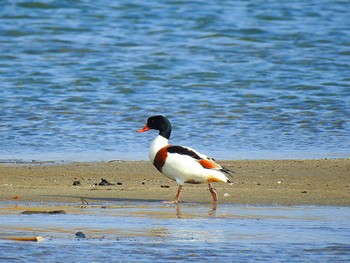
[137,115,234,204]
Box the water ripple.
[0,0,349,160]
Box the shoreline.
[0,159,349,206]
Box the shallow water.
[1,0,350,161]
[0,202,349,262]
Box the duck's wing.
[167,145,235,177]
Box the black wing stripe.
[220,166,235,179]
[167,146,202,160]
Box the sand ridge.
[0,159,349,206]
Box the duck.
[136,115,234,204]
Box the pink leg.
[163,185,183,204]
[208,183,218,204]
[173,185,183,203]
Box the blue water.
[1,0,349,161]
[0,203,349,262]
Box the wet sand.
[0,159,349,206]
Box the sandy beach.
[0,159,349,206]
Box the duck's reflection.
[174,203,217,219]
[175,203,182,218]
[208,202,217,218]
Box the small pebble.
[223,193,230,197]
[277,181,282,184]
[98,178,115,186]
[72,180,81,186]
[75,231,86,239]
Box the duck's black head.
[137,115,172,139]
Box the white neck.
[149,135,169,162]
